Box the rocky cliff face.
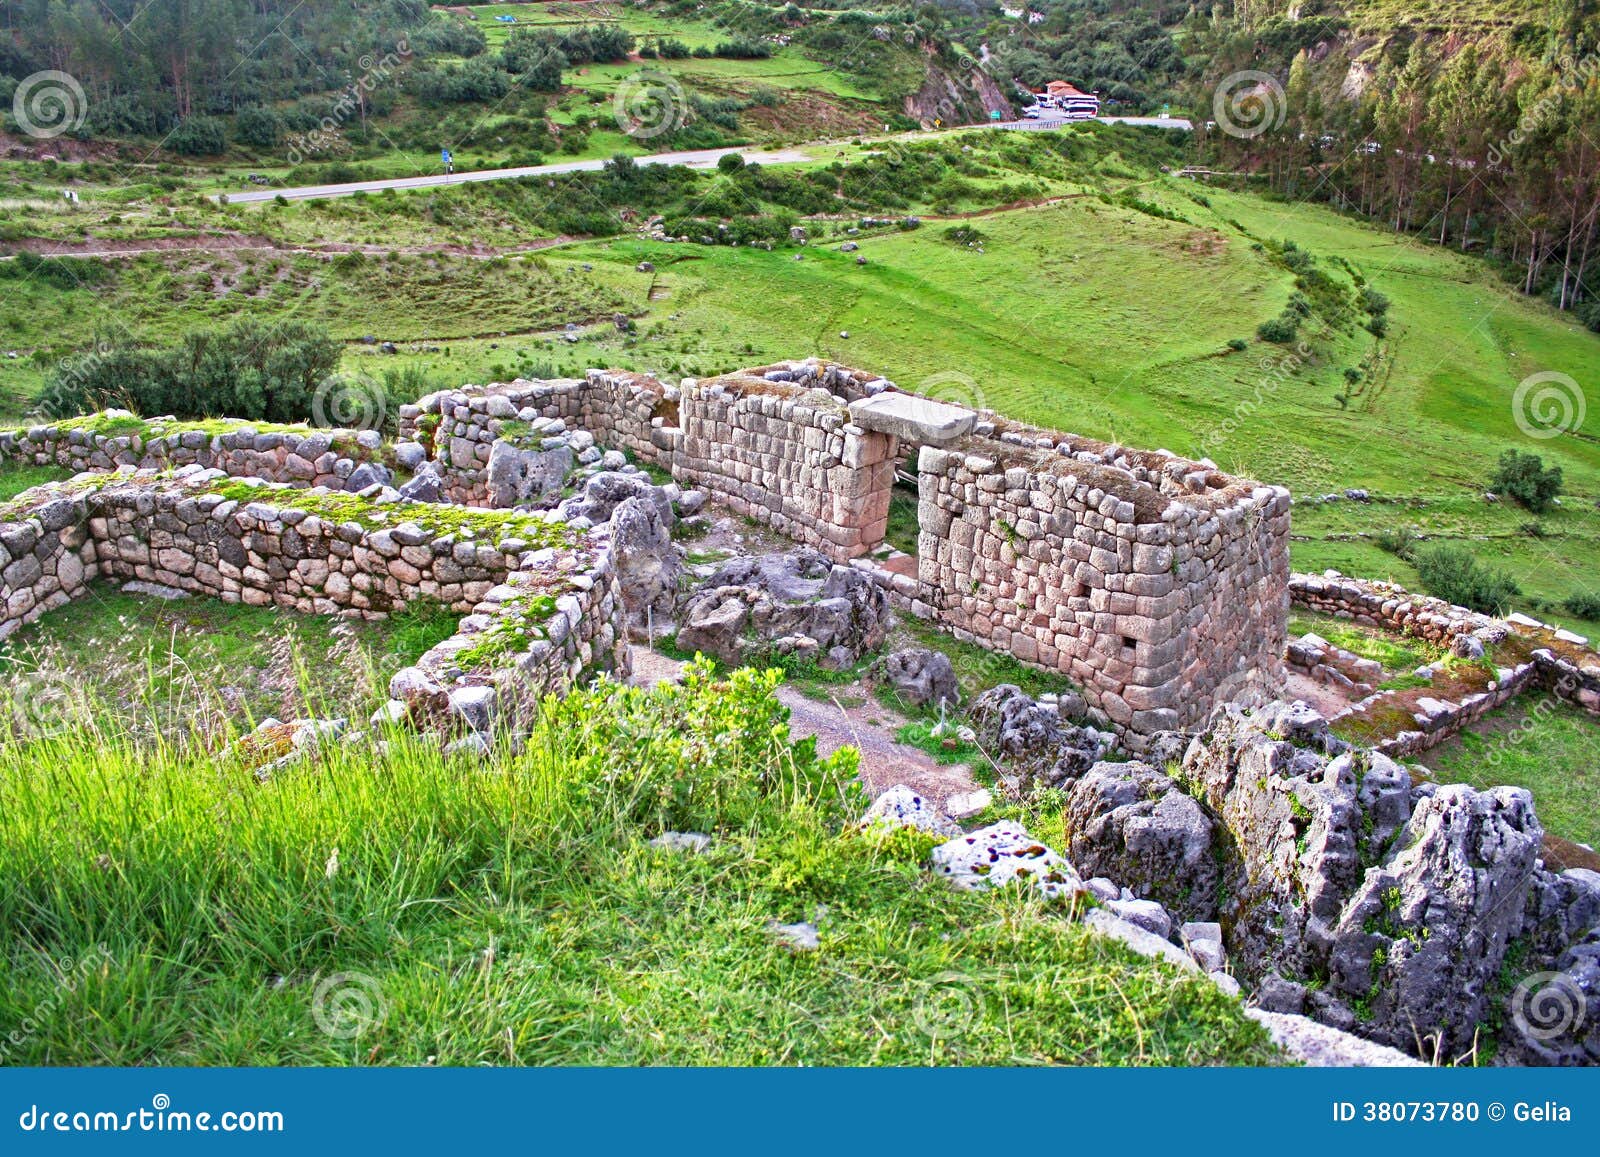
[904,54,1009,127]
[1060,703,1600,1064]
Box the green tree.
[1492,450,1564,513]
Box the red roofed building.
[1040,81,1100,120]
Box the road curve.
[217,146,814,204]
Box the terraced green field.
[538,167,1600,620]
[7,126,1598,620]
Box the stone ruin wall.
[397,372,676,507]
[401,369,898,563]
[0,470,630,736]
[0,358,1293,744]
[389,360,1292,742]
[1290,570,1600,756]
[0,421,388,491]
[670,374,896,562]
[912,440,1290,734]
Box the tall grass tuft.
[0,661,1277,1067]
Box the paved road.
[997,113,1194,132]
[216,145,813,204]
[217,113,1194,205]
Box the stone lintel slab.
[847,393,976,445]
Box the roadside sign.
[990,110,1002,121]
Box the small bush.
[1562,592,1600,620]
[167,115,227,156]
[1413,544,1519,615]
[1492,449,1563,513]
[1256,314,1298,343]
[1373,527,1418,559]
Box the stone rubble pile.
[675,548,891,669]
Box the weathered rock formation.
[867,647,960,709]
[675,548,890,668]
[1059,702,1600,1064]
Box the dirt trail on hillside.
[628,646,983,807]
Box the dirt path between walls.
[627,645,983,808]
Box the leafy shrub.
[1226,338,1248,351]
[167,116,227,156]
[1562,592,1600,620]
[1413,544,1520,615]
[45,319,341,424]
[234,106,282,148]
[554,660,854,833]
[1491,449,1563,513]
[714,38,773,59]
[1373,527,1418,559]
[1256,314,1298,343]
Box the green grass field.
[0,663,1278,1065]
[0,585,460,742]
[5,126,1599,617]
[1423,695,1600,850]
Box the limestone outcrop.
[675,548,891,668]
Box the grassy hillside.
[5,123,1598,618]
[0,663,1276,1066]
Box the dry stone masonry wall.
[910,440,1290,735]
[0,468,630,740]
[1290,570,1600,756]
[671,373,897,561]
[390,357,1292,742]
[0,414,391,492]
[1,357,1292,744]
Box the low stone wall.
[1288,571,1497,644]
[386,542,629,738]
[399,379,589,505]
[0,415,388,491]
[0,469,630,738]
[1290,570,1600,755]
[0,485,98,642]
